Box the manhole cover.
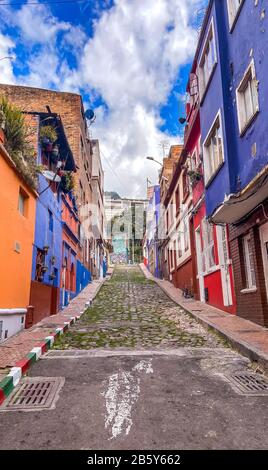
[225,372,268,396]
[0,377,65,412]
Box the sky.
[0,0,207,198]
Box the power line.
[0,0,88,6]
[100,150,130,195]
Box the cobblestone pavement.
[54,266,225,350]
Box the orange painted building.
[0,141,37,341]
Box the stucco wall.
[0,147,36,310]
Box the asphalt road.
[0,348,268,449]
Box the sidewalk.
[0,272,112,372]
[140,263,268,371]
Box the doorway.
[259,222,268,303]
[195,226,205,302]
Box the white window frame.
[236,59,259,135]
[227,0,245,31]
[183,217,189,253]
[243,233,256,289]
[198,18,217,100]
[202,218,216,272]
[203,109,225,186]
[169,243,174,271]
[177,232,182,262]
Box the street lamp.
[146,156,163,167]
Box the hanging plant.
[187,169,203,185]
[0,96,39,189]
[39,125,57,145]
[60,172,75,194]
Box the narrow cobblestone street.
[54,266,223,350]
[1,266,268,450]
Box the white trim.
[236,58,259,135]
[203,109,225,186]
[243,233,256,289]
[198,17,217,99]
[227,0,245,31]
[241,287,257,294]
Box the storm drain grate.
[225,372,268,396]
[0,377,65,412]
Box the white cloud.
[0,0,205,197]
[0,33,16,84]
[77,0,203,197]
[15,3,70,44]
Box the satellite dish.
[42,170,61,182]
[85,109,95,121]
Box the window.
[178,233,182,259]
[202,218,215,271]
[48,210,53,232]
[243,234,256,289]
[227,0,245,29]
[173,240,177,268]
[166,210,169,233]
[175,186,180,214]
[183,218,189,252]
[35,249,46,282]
[169,246,174,271]
[236,60,259,134]
[203,111,224,185]
[0,321,3,341]
[198,20,217,97]
[182,171,189,200]
[18,188,28,216]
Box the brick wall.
[172,256,193,293]
[229,201,268,327]
[0,84,93,269]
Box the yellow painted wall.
[0,148,36,309]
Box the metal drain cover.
[226,372,268,396]
[0,377,65,412]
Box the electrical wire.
[0,0,88,5]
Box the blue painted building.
[29,112,77,325]
[197,0,268,326]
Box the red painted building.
[60,192,79,308]
[185,65,236,313]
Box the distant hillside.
[105,191,121,200]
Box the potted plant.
[41,266,48,273]
[60,172,75,194]
[51,256,56,265]
[49,273,56,281]
[187,169,203,185]
[40,125,57,152]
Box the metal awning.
[211,170,268,224]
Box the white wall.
[0,309,26,342]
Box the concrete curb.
[0,316,80,405]
[139,264,268,372]
[0,271,113,406]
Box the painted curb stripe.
[0,376,14,397]
[56,327,64,335]
[37,342,48,354]
[7,367,22,387]
[15,358,31,374]
[31,347,42,359]
[0,389,5,405]
[26,352,37,365]
[45,335,55,346]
